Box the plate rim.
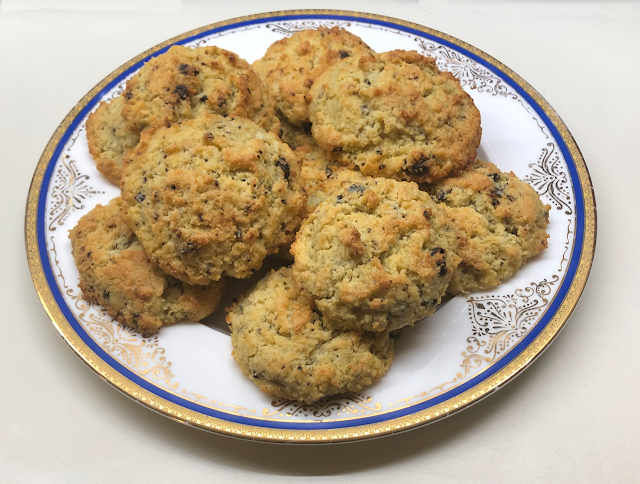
[25,9,597,444]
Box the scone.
[253,27,374,126]
[291,177,459,332]
[227,267,394,404]
[296,145,365,216]
[121,113,306,285]
[86,95,140,185]
[87,45,280,184]
[69,197,225,336]
[272,146,364,261]
[424,160,550,294]
[308,50,482,183]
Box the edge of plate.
[24,9,597,444]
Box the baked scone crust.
[273,146,364,261]
[85,95,139,185]
[227,267,394,403]
[86,45,280,184]
[253,27,374,126]
[122,45,280,135]
[424,160,550,294]
[296,145,365,217]
[121,113,306,285]
[69,197,224,336]
[291,177,459,332]
[308,50,482,183]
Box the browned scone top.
[273,145,365,261]
[308,50,482,184]
[227,267,394,404]
[253,27,374,127]
[86,44,280,184]
[292,177,460,332]
[122,45,280,135]
[69,197,225,336]
[295,144,365,217]
[86,95,140,185]
[424,160,550,294]
[121,113,306,285]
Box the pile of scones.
[70,27,551,404]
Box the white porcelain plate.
[26,10,596,443]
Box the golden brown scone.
[87,45,280,184]
[227,267,394,404]
[424,161,550,294]
[292,177,459,332]
[308,50,482,184]
[253,27,374,126]
[121,113,306,285]
[85,95,139,184]
[296,145,364,217]
[69,197,225,336]
[122,45,280,135]
[297,145,333,192]
[272,146,364,261]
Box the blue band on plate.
[37,14,585,430]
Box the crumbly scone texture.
[424,160,550,294]
[87,46,279,185]
[253,27,374,126]
[308,50,482,184]
[122,45,280,136]
[86,95,140,184]
[278,113,316,149]
[273,146,363,261]
[291,177,459,332]
[227,267,394,404]
[121,113,306,285]
[296,145,365,216]
[69,197,225,336]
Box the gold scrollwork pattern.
[48,156,103,231]
[265,394,381,418]
[49,236,268,414]
[357,22,412,37]
[265,20,352,36]
[524,142,573,215]
[461,275,559,374]
[558,218,573,273]
[192,24,263,46]
[65,121,86,151]
[65,80,129,151]
[182,390,257,415]
[83,309,179,388]
[387,276,560,411]
[104,79,129,101]
[387,378,459,410]
[415,38,550,139]
[48,236,178,388]
[417,39,516,97]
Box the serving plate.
[25,10,596,443]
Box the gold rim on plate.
[25,9,597,443]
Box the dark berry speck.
[174,84,188,100]
[276,156,290,180]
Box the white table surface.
[1,1,639,482]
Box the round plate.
[25,10,596,443]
